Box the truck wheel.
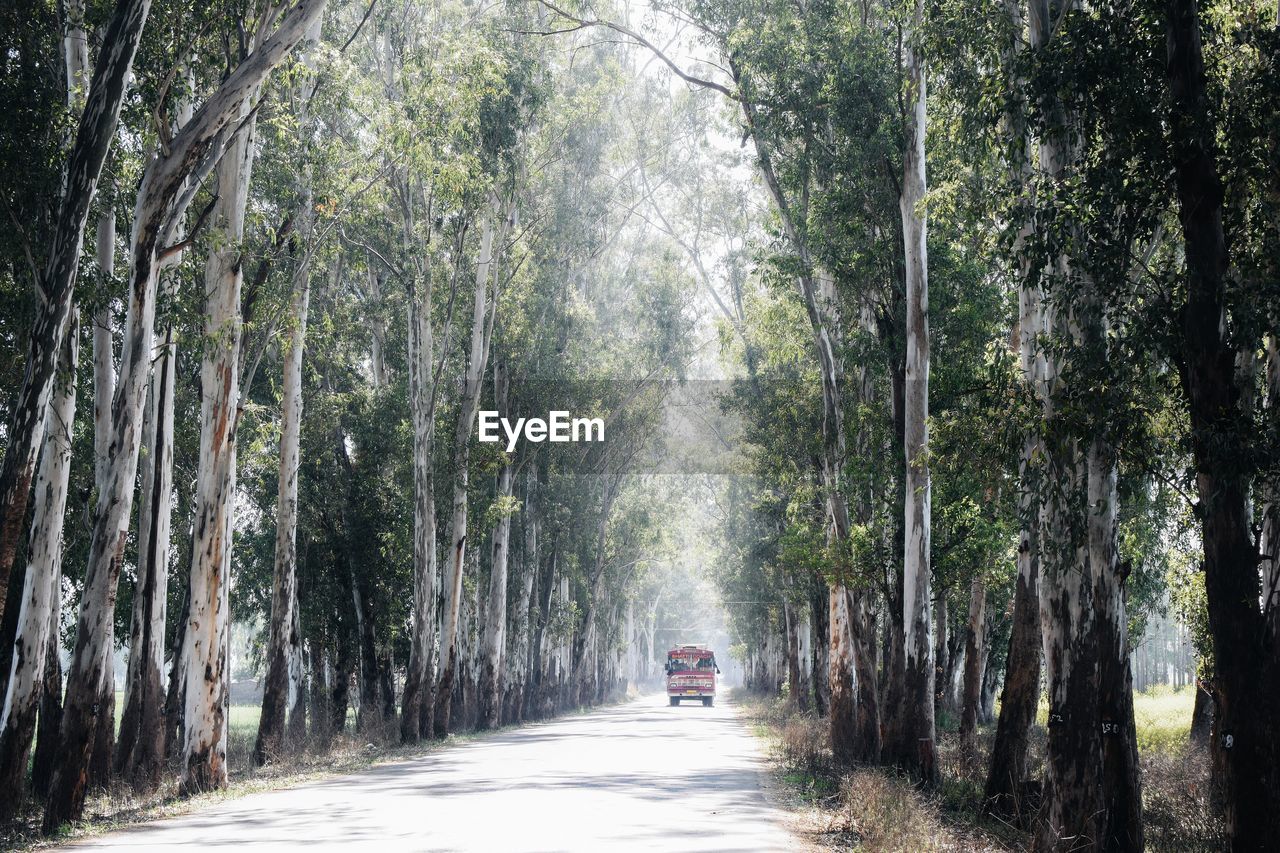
[669,697,679,706]
[702,697,713,707]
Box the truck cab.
[666,645,719,706]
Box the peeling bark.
[0,317,77,817]
[257,23,321,762]
[436,198,504,736]
[182,117,253,795]
[478,369,515,730]
[43,0,328,829]
[0,0,147,626]
[898,0,935,783]
[255,206,313,766]
[400,173,440,743]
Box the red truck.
[666,645,719,706]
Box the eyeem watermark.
[478,410,604,452]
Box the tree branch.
[156,194,218,267]
[533,0,737,100]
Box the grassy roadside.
[733,689,1019,851]
[733,686,1224,852]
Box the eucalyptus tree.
[0,0,97,808]
[255,16,324,765]
[43,0,327,828]
[436,198,510,734]
[897,0,936,783]
[0,0,150,626]
[1162,0,1280,842]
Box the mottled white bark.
[117,76,193,787]
[176,1,328,795]
[401,261,440,740]
[182,113,255,796]
[257,20,321,762]
[899,0,935,783]
[0,0,144,628]
[478,452,514,729]
[45,0,328,829]
[255,222,312,765]
[436,199,504,734]
[0,318,77,814]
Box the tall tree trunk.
[1027,1,1142,847]
[117,214,177,792]
[1164,0,1280,844]
[178,0,327,791]
[43,0,327,829]
[959,573,986,761]
[256,22,321,760]
[0,319,77,818]
[985,0,1043,816]
[0,0,148,625]
[436,200,503,737]
[255,201,312,766]
[898,0,935,783]
[181,114,254,795]
[734,77,879,762]
[401,189,439,744]
[478,375,514,730]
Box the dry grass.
[779,712,834,777]
[834,769,1005,852]
[736,685,1223,853]
[734,690,1014,852]
[1140,746,1225,852]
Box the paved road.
[65,693,796,852]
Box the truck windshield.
[668,656,715,671]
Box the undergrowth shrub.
[778,712,832,776]
[1141,747,1226,852]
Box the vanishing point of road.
[63,693,799,852]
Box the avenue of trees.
[0,0,699,834]
[0,0,1277,850]
[634,0,1275,850]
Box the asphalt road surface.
[64,693,797,852]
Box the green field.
[1034,684,1197,753]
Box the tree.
[43,0,328,828]
[256,14,323,768]
[897,0,936,784]
[0,0,149,628]
[1164,0,1280,843]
